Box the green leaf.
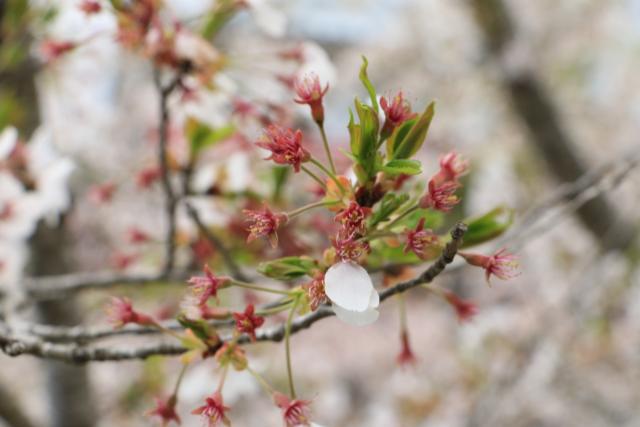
[354,98,380,179]
[185,118,234,156]
[461,206,514,248]
[369,193,410,227]
[200,0,239,38]
[389,102,435,160]
[359,56,378,114]
[347,109,360,156]
[382,159,422,176]
[258,256,318,280]
[177,315,219,345]
[271,166,290,203]
[386,118,416,158]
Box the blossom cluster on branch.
[0,1,521,426]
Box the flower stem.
[256,300,295,316]
[301,165,327,190]
[309,157,347,195]
[172,363,188,397]
[217,365,229,393]
[317,123,337,175]
[152,323,185,342]
[397,294,408,331]
[383,205,419,231]
[285,295,301,399]
[288,200,339,218]
[247,366,276,396]
[230,280,292,296]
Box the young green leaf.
[185,118,235,156]
[382,159,422,176]
[369,193,411,227]
[257,256,318,280]
[388,101,435,160]
[461,206,514,248]
[359,56,379,114]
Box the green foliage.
[386,102,435,160]
[381,159,422,176]
[461,206,514,248]
[177,315,219,345]
[369,193,411,227]
[271,166,290,202]
[185,117,234,156]
[359,56,379,114]
[258,256,318,280]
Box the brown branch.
[184,201,249,281]
[469,0,634,251]
[17,270,192,301]
[0,223,467,362]
[154,71,181,275]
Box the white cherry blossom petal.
[0,126,17,160]
[324,261,374,312]
[332,304,379,326]
[369,287,380,308]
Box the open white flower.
[324,261,379,326]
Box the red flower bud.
[106,297,155,328]
[396,330,417,367]
[187,265,230,307]
[459,248,520,284]
[294,73,328,124]
[419,179,461,212]
[443,291,478,322]
[232,304,264,341]
[191,391,230,427]
[404,218,439,260]
[243,203,288,248]
[147,395,181,426]
[273,392,313,427]
[255,125,310,172]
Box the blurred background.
[1,0,639,426]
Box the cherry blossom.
[324,261,379,326]
[459,248,520,284]
[191,391,230,427]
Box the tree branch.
[0,223,467,362]
[154,71,181,275]
[184,201,249,281]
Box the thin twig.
[0,223,466,362]
[184,201,249,281]
[154,70,181,275]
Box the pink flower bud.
[79,0,102,15]
[396,330,417,367]
[191,391,230,427]
[380,91,416,138]
[293,73,328,124]
[419,179,461,212]
[232,304,264,341]
[459,248,520,284]
[334,201,370,236]
[404,218,439,260]
[136,166,162,189]
[88,182,116,204]
[432,151,469,186]
[255,125,310,173]
[273,392,313,427]
[243,203,288,248]
[106,297,155,328]
[443,291,478,322]
[147,395,181,426]
[40,40,76,63]
[187,265,229,307]
[303,273,327,312]
[127,227,151,244]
